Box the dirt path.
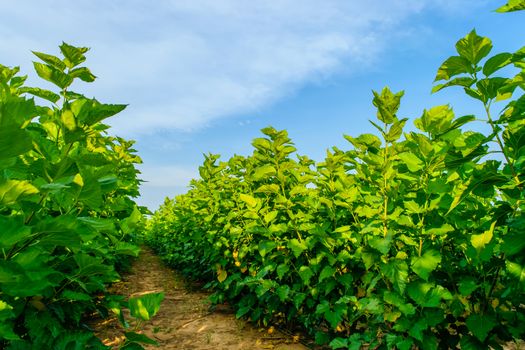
[92,247,310,350]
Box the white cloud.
[0,0,468,135]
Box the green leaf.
[252,164,276,181]
[434,56,472,81]
[506,260,525,287]
[276,264,290,279]
[369,234,393,254]
[0,125,33,160]
[111,242,140,259]
[33,62,73,89]
[239,193,257,208]
[276,285,290,302]
[0,322,19,341]
[483,52,513,76]
[288,238,308,258]
[258,240,277,257]
[78,169,103,209]
[398,152,424,172]
[432,77,476,93]
[61,290,92,301]
[236,306,251,319]
[0,300,14,321]
[372,87,404,124]
[407,282,452,307]
[120,206,143,234]
[460,335,484,350]
[0,215,31,250]
[18,87,61,103]
[501,231,525,257]
[344,133,382,151]
[32,51,66,70]
[414,105,455,135]
[60,42,89,68]
[298,266,314,285]
[263,211,278,224]
[69,67,96,82]
[61,109,76,130]
[383,291,416,315]
[124,331,159,346]
[77,100,127,126]
[496,0,525,13]
[471,221,496,252]
[458,278,479,296]
[466,314,496,341]
[455,30,492,65]
[381,259,408,294]
[0,179,39,206]
[476,77,512,100]
[386,118,408,142]
[411,249,441,281]
[128,292,164,321]
[328,337,348,349]
[121,342,146,350]
[217,266,227,283]
[319,266,336,282]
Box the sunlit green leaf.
[496,0,525,13]
[411,249,441,281]
[455,30,492,65]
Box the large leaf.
[288,238,308,258]
[258,240,277,257]
[466,314,496,341]
[69,67,96,82]
[0,125,32,160]
[239,193,258,208]
[298,265,314,285]
[0,179,39,206]
[496,0,525,12]
[471,221,496,252]
[0,215,31,250]
[434,56,472,81]
[18,87,60,103]
[407,282,452,307]
[128,292,165,321]
[32,51,66,70]
[506,260,525,287]
[60,42,89,68]
[455,30,492,65]
[33,62,72,89]
[411,249,441,281]
[483,52,513,76]
[381,259,408,294]
[372,87,404,124]
[398,152,424,172]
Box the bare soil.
[91,247,310,350]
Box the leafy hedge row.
[146,8,525,350]
[0,44,145,348]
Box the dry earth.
[91,247,310,350]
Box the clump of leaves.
[1,43,146,348]
[147,3,524,349]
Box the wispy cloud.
[0,0,474,136]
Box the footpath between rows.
[92,247,310,350]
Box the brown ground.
[91,247,310,350]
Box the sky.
[1,1,524,210]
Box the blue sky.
[1,1,524,210]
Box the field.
[1,1,525,349]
